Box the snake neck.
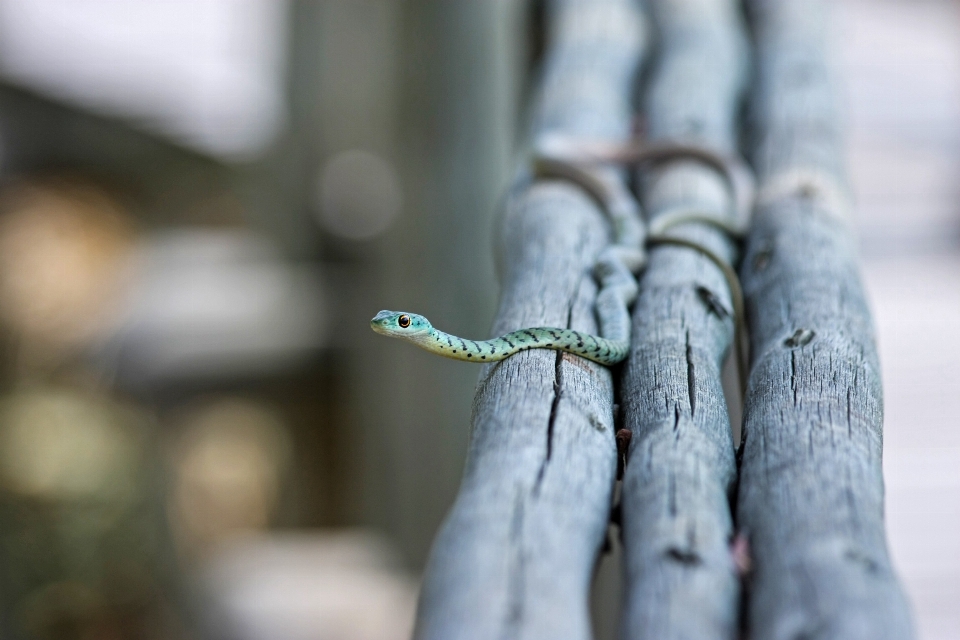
[418,329,503,361]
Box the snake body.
[371,137,753,367]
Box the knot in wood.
[783,328,815,349]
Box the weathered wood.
[619,0,749,638]
[413,1,647,638]
[737,1,915,638]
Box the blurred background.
[0,1,954,639]
[0,1,520,638]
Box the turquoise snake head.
[370,310,433,342]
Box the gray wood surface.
[738,1,915,638]
[412,1,647,638]
[618,1,749,638]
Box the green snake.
[371,310,631,365]
[371,137,753,367]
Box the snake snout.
[370,310,396,335]
[371,310,396,323]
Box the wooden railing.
[738,1,914,637]
[414,2,645,637]
[620,0,747,637]
[413,0,914,638]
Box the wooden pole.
[412,1,647,638]
[738,1,915,638]
[618,0,749,638]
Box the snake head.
[370,310,432,338]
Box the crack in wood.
[686,329,697,416]
[533,302,573,496]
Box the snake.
[370,310,630,365]
[371,137,754,368]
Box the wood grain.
[413,1,647,638]
[738,1,915,638]
[618,1,750,638]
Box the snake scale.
[371,137,753,367]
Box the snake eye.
[398,314,411,328]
